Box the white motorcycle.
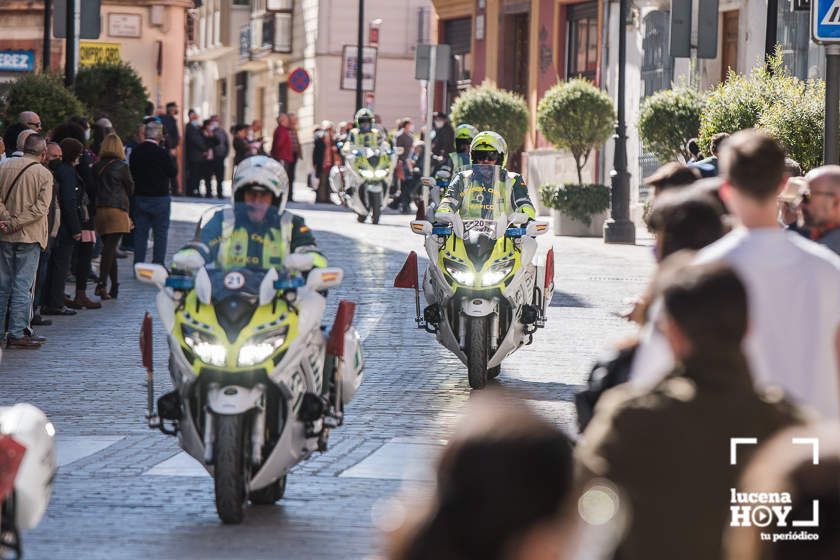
[0,404,56,558]
[135,206,365,524]
[329,143,396,224]
[395,164,555,389]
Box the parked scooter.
[135,205,365,524]
[0,404,56,558]
[329,142,396,224]
[395,164,554,389]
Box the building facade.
[0,1,63,82]
[186,0,432,185]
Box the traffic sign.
[288,67,311,93]
[814,0,840,43]
[53,0,101,39]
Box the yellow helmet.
[470,131,507,167]
[455,124,479,142]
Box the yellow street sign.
[79,41,121,66]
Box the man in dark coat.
[184,110,208,197]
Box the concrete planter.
[552,209,608,237]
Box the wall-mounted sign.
[108,13,142,38]
[0,50,35,72]
[340,45,377,91]
[79,41,121,66]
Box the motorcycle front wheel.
[370,191,383,225]
[466,316,490,390]
[214,414,248,524]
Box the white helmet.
[232,155,290,212]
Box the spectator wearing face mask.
[430,111,455,158]
[208,115,229,199]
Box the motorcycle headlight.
[444,259,475,285]
[481,262,514,286]
[360,169,375,179]
[237,327,289,366]
[182,325,226,366]
[374,169,389,178]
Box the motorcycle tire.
[249,474,287,505]
[466,316,490,390]
[488,365,501,379]
[370,191,383,225]
[214,414,248,524]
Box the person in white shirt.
[630,129,840,419]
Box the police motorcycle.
[329,141,396,225]
[395,164,555,390]
[0,404,56,558]
[135,204,365,524]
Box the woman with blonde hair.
[92,133,134,299]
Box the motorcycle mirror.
[305,268,344,292]
[526,221,549,236]
[134,263,169,289]
[394,251,419,289]
[410,220,432,236]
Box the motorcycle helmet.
[454,124,479,152]
[231,155,290,213]
[354,108,374,132]
[470,131,507,167]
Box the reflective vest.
[448,151,470,173]
[217,209,294,270]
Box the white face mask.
[84,128,91,141]
[434,119,445,129]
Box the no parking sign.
[288,67,311,93]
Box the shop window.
[567,1,598,82]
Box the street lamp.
[603,0,636,244]
[355,0,364,112]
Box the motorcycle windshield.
[459,164,508,222]
[194,202,290,274]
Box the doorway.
[500,12,529,96]
[721,10,739,82]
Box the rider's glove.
[171,248,205,273]
[285,253,316,272]
[420,176,435,188]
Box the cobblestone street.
[0,199,653,559]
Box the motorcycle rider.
[448,124,479,173]
[341,108,388,157]
[172,155,326,272]
[436,131,536,221]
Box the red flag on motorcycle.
[140,312,153,371]
[0,435,26,501]
[545,248,555,290]
[394,251,419,289]
[328,300,357,357]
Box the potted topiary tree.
[74,62,148,140]
[638,86,705,163]
[450,80,529,162]
[2,73,85,132]
[537,79,615,236]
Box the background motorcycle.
[0,404,56,558]
[135,207,364,524]
[395,165,555,389]
[329,144,396,224]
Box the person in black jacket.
[41,138,98,314]
[160,102,181,195]
[185,111,209,197]
[129,122,177,265]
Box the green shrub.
[758,80,824,173]
[638,86,705,162]
[75,62,148,139]
[537,79,615,184]
[539,183,611,225]
[450,81,529,155]
[1,73,85,133]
